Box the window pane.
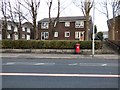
[0,34,1,40]
[54,32,58,37]
[27,35,30,40]
[45,32,49,39]
[65,32,70,37]
[22,34,25,39]
[65,22,70,27]
[75,21,84,28]
[41,22,49,29]
[8,25,11,30]
[14,27,18,32]
[15,35,18,40]
[7,34,10,39]
[27,28,30,33]
[22,27,25,31]
[75,32,79,39]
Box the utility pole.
[92,0,95,57]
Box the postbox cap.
[76,43,80,46]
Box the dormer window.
[41,22,49,29]
[65,22,70,27]
[75,21,84,28]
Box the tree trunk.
[112,15,116,40]
[2,19,7,39]
[85,14,90,41]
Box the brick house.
[0,20,2,40]
[0,20,32,40]
[38,16,92,40]
[108,15,120,41]
[21,22,32,40]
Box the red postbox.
[75,44,80,54]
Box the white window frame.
[65,32,70,37]
[22,27,25,31]
[8,25,11,30]
[7,34,10,39]
[41,32,49,40]
[14,34,18,40]
[75,20,84,28]
[22,34,25,39]
[44,32,49,39]
[65,22,70,27]
[14,26,18,32]
[0,34,2,40]
[27,35,30,40]
[27,28,31,33]
[75,32,81,39]
[54,32,58,37]
[75,31,84,40]
[41,22,49,29]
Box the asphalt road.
[1,57,119,88]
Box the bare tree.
[14,0,25,39]
[8,1,16,40]
[46,0,60,40]
[19,0,40,39]
[73,0,94,40]
[1,0,8,39]
[97,0,120,40]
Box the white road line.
[5,62,15,65]
[68,63,78,66]
[0,73,119,78]
[2,62,117,67]
[3,62,55,66]
[34,63,55,66]
[102,64,107,66]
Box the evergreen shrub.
[1,40,101,49]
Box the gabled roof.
[38,16,89,23]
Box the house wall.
[115,16,120,40]
[1,21,32,40]
[108,15,120,41]
[0,21,2,40]
[38,21,86,40]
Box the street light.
[92,0,95,57]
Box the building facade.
[21,22,32,40]
[38,16,92,40]
[0,20,32,40]
[0,20,2,40]
[108,15,120,41]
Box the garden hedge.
[1,40,102,49]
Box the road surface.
[1,56,119,88]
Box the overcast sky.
[37,0,113,32]
[1,0,116,32]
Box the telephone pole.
[92,0,95,57]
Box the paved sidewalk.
[0,53,119,60]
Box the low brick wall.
[0,49,116,54]
[1,49,75,54]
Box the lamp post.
[92,0,95,57]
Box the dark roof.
[7,21,19,26]
[38,16,89,23]
[22,22,32,27]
